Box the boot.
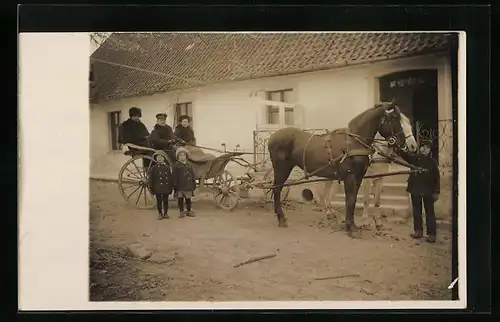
[410,230,423,239]
[426,235,436,243]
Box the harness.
[301,114,419,183]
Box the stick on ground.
[314,274,360,281]
[125,256,176,264]
[233,254,277,268]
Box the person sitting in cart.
[150,113,181,161]
[150,153,174,220]
[118,107,151,169]
[174,115,196,145]
[173,114,217,163]
[118,107,150,150]
[173,147,196,218]
[396,140,440,243]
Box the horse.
[267,101,417,238]
[317,129,417,229]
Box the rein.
[184,143,264,155]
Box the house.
[90,32,456,217]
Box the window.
[174,102,193,127]
[266,89,294,125]
[108,111,121,151]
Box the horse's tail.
[267,128,297,163]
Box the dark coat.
[397,150,440,195]
[150,124,175,149]
[173,161,196,192]
[174,125,196,144]
[118,118,150,146]
[150,163,173,195]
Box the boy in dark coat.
[174,115,196,145]
[397,140,440,243]
[150,153,173,220]
[118,107,150,148]
[173,147,197,218]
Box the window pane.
[269,92,281,102]
[267,106,279,124]
[285,107,294,125]
[283,90,293,103]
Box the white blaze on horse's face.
[400,114,418,152]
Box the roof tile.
[90,32,452,102]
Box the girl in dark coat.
[397,140,440,243]
[173,147,197,218]
[149,154,173,220]
[174,115,196,145]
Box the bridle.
[379,109,409,151]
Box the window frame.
[174,102,194,128]
[265,88,295,126]
[108,110,121,151]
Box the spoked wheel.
[118,154,157,209]
[213,170,240,211]
[263,168,290,202]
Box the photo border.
[15,4,491,316]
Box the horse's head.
[377,102,417,153]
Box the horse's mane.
[347,105,385,130]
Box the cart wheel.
[118,154,157,209]
[213,170,240,211]
[263,169,290,202]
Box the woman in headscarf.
[174,115,196,145]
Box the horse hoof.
[278,221,288,228]
[361,224,372,230]
[346,223,360,232]
[348,230,362,239]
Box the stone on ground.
[126,243,153,260]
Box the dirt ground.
[89,180,453,302]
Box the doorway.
[379,69,439,163]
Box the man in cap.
[118,107,150,148]
[150,112,180,160]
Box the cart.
[118,143,290,211]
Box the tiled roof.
[90,32,451,102]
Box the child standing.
[173,147,197,218]
[397,140,440,243]
[149,154,173,220]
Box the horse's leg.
[318,181,330,205]
[321,181,333,217]
[273,163,294,228]
[372,176,384,230]
[361,179,371,220]
[327,180,344,225]
[373,177,383,208]
[343,174,361,235]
